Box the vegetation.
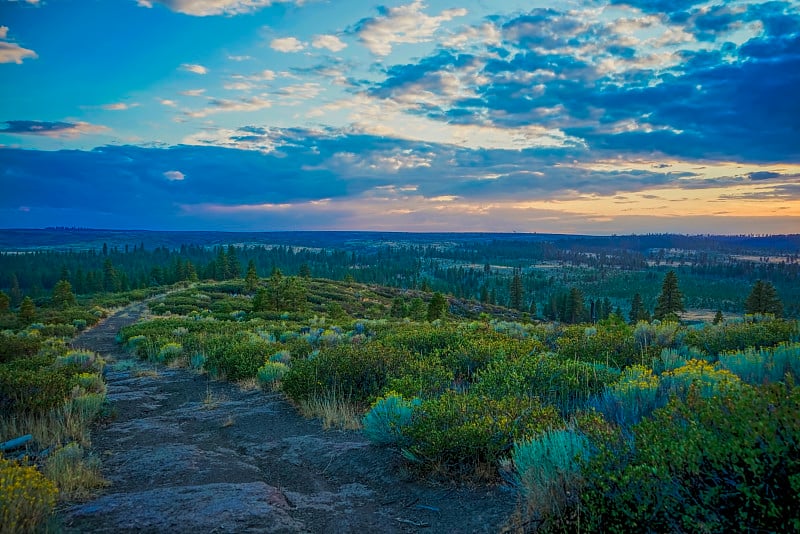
[1,230,799,531]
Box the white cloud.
[270,37,305,53]
[181,63,208,74]
[138,0,299,17]
[159,99,178,107]
[0,27,38,64]
[180,89,207,96]
[163,170,185,181]
[312,34,347,52]
[443,22,501,49]
[186,96,272,118]
[101,102,138,111]
[357,0,468,56]
[228,54,253,61]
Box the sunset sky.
[1,0,798,234]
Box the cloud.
[0,27,37,64]
[180,89,207,96]
[101,102,138,111]
[312,34,347,53]
[270,37,305,53]
[137,0,298,17]
[0,120,108,138]
[355,0,468,56]
[748,171,782,181]
[159,99,178,107]
[163,170,185,181]
[186,96,272,117]
[181,63,208,74]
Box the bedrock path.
[62,302,514,533]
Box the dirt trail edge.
[62,302,515,533]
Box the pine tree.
[629,293,650,324]
[9,274,22,307]
[52,280,76,309]
[298,263,311,278]
[391,297,407,318]
[227,245,241,278]
[713,309,724,324]
[744,280,782,317]
[565,287,585,324]
[427,292,447,321]
[19,296,36,325]
[654,270,684,321]
[509,268,524,310]
[479,285,489,304]
[528,296,537,317]
[0,291,9,313]
[103,258,119,292]
[244,260,259,292]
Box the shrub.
[0,363,73,415]
[0,459,58,533]
[55,350,104,373]
[662,359,741,399]
[362,392,419,446]
[256,361,289,389]
[474,353,619,412]
[580,382,800,533]
[503,428,590,525]
[0,332,42,364]
[189,353,206,370]
[205,334,271,381]
[591,364,663,426]
[684,318,798,356]
[718,342,800,385]
[155,342,183,364]
[282,343,406,405]
[401,391,563,480]
[43,443,107,500]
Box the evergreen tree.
[252,288,267,312]
[244,260,259,292]
[298,263,311,278]
[215,248,230,280]
[509,268,524,310]
[0,291,9,313]
[528,296,537,317]
[9,274,22,307]
[52,280,76,309]
[744,280,783,317]
[629,293,650,324]
[227,245,241,278]
[391,296,407,318]
[427,292,447,321]
[19,296,36,325]
[654,270,684,321]
[408,297,426,321]
[186,261,199,282]
[103,258,119,292]
[565,287,585,324]
[713,309,724,324]
[479,284,488,304]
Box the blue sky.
[1,0,798,234]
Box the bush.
[205,334,271,381]
[503,428,590,525]
[684,318,798,356]
[591,364,663,426]
[0,459,58,533]
[0,362,74,415]
[362,392,419,446]
[0,332,42,364]
[401,391,563,479]
[282,343,406,405]
[473,353,619,411]
[155,342,183,364]
[718,342,800,385]
[256,361,288,389]
[580,382,800,533]
[662,359,741,399]
[55,349,104,373]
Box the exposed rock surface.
[62,303,515,533]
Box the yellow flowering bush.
[0,459,58,533]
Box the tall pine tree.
[654,271,684,321]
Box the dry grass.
[0,394,105,449]
[133,367,161,378]
[43,443,109,501]
[299,391,362,431]
[236,377,260,391]
[220,416,235,428]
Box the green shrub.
[0,458,58,533]
[580,382,800,533]
[282,343,406,405]
[0,332,42,364]
[0,362,74,414]
[362,392,419,446]
[155,342,183,364]
[684,318,798,356]
[718,342,800,385]
[55,350,104,373]
[205,334,270,381]
[256,361,288,389]
[473,353,618,411]
[662,359,741,399]
[385,357,453,399]
[401,391,562,479]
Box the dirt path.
[61,303,515,533]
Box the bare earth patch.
[61,303,514,533]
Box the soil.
[60,303,517,533]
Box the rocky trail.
[61,303,515,533]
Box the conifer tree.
[427,292,447,321]
[52,280,76,309]
[0,291,9,313]
[713,309,724,324]
[654,271,684,321]
[244,260,259,292]
[509,268,524,310]
[744,280,782,317]
[19,296,36,325]
[629,293,650,324]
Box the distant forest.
[1,229,798,318]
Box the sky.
[0,0,798,235]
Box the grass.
[43,443,108,501]
[298,390,362,430]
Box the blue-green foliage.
[718,342,800,384]
[507,428,590,501]
[592,365,662,426]
[155,342,183,364]
[362,392,419,446]
[652,346,708,374]
[189,353,206,370]
[256,361,289,388]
